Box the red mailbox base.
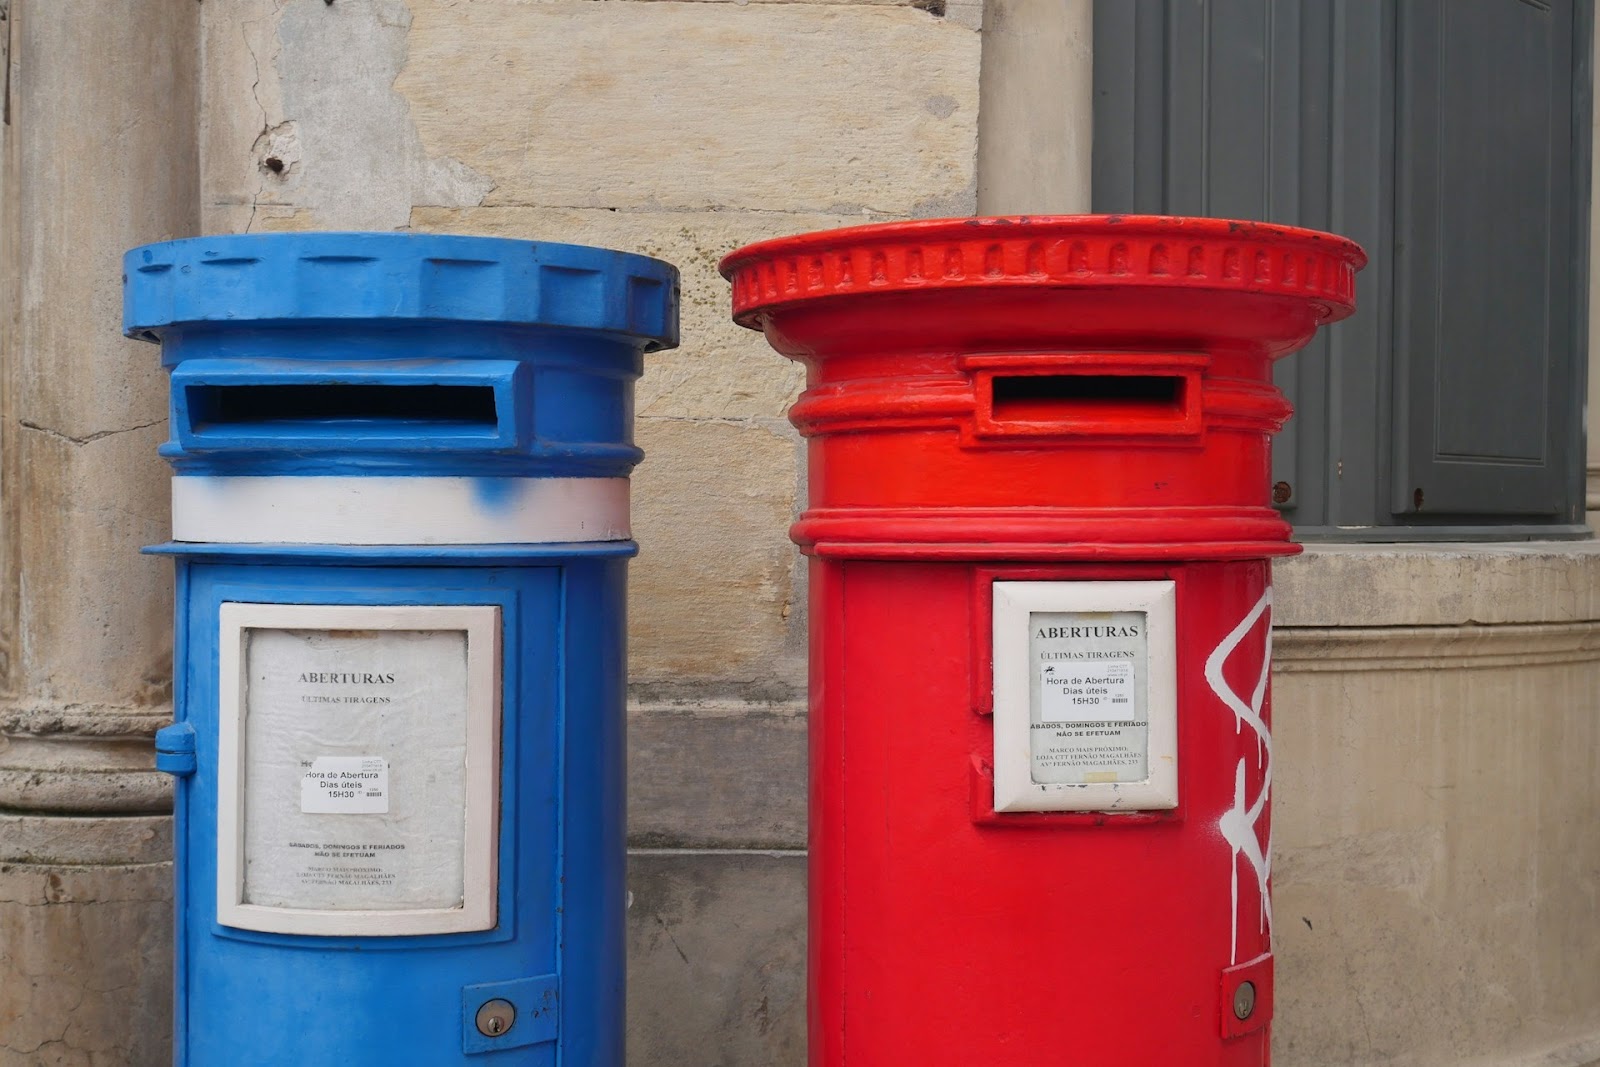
[811,557,1275,1065]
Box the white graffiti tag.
[1204,587,1274,966]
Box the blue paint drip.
[470,477,523,513]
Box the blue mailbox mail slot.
[172,358,532,452]
[125,232,677,1066]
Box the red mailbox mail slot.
[722,216,1365,1066]
[969,353,1207,439]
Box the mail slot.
[170,358,530,451]
[972,354,1206,438]
[996,369,1178,405]
[126,231,678,1066]
[190,383,499,428]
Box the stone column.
[976,0,1093,215]
[0,2,198,1063]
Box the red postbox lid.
[721,214,1366,350]
[723,215,1368,560]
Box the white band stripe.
[172,476,631,546]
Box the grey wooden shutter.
[1093,0,1591,534]
[1391,0,1586,521]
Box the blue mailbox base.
[151,543,631,1066]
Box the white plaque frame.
[992,581,1179,813]
[216,602,502,936]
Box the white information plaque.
[216,603,501,936]
[992,581,1178,812]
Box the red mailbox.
[721,216,1364,1065]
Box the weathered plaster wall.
[195,2,980,1062]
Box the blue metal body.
[125,233,679,1065]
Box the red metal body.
[722,217,1363,1066]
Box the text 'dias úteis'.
[1030,610,1149,784]
[216,604,501,936]
[992,582,1177,813]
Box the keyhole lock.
[475,999,517,1038]
[1232,981,1257,1021]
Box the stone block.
[629,701,807,850]
[0,814,171,867]
[596,0,983,31]
[627,850,806,1067]
[0,862,173,1067]
[201,0,494,233]
[1276,542,1600,627]
[1271,627,1600,1064]
[630,418,805,698]
[12,428,171,705]
[399,1,979,215]
[204,1,979,229]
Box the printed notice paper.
[1028,610,1149,785]
[1038,661,1135,722]
[300,756,389,814]
[241,628,470,912]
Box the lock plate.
[1220,953,1273,1038]
[462,974,559,1054]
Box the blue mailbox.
[124,232,678,1065]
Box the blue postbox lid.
[123,232,679,350]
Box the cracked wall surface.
[0,862,173,1067]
